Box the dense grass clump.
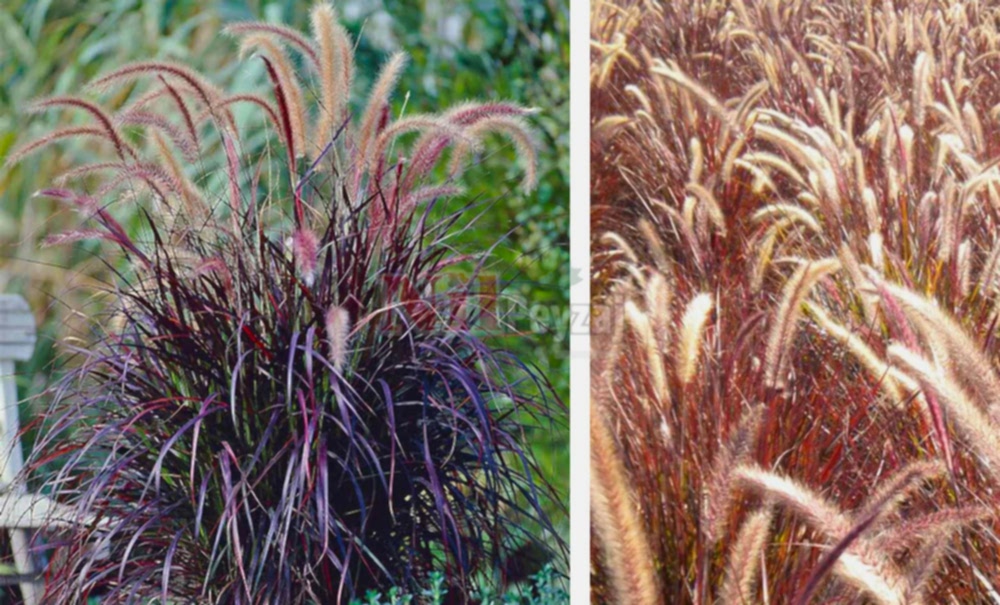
[8,4,563,603]
[592,0,1000,603]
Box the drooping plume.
[764,258,841,390]
[719,507,772,605]
[356,52,408,179]
[237,34,307,156]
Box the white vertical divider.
[568,0,591,601]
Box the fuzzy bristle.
[310,4,351,159]
[27,96,133,160]
[356,52,408,181]
[324,305,352,372]
[763,258,841,390]
[676,292,713,387]
[719,507,772,605]
[239,34,307,157]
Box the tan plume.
[764,258,841,390]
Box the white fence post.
[0,295,40,605]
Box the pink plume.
[292,228,319,287]
[325,306,352,373]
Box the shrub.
[10,4,563,603]
[348,563,567,605]
[592,0,1000,602]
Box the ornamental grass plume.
[9,4,561,603]
[591,319,661,605]
[718,506,772,605]
[676,292,713,388]
[592,0,1000,601]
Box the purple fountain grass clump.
[12,3,561,603]
[30,200,561,604]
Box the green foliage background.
[0,0,568,550]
